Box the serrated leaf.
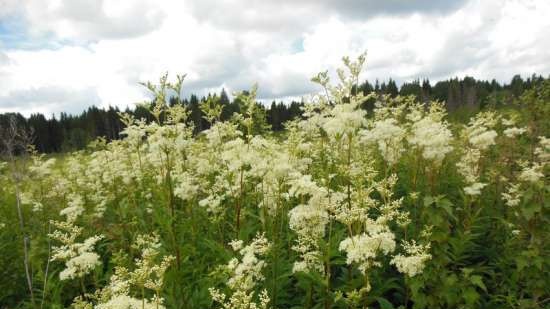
[470,275,487,292]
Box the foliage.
[0,54,548,309]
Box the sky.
[0,0,549,117]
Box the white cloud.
[0,0,549,116]
[0,86,101,116]
[5,0,165,42]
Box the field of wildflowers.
[0,54,548,308]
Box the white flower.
[535,136,550,163]
[469,129,497,150]
[95,295,163,309]
[502,183,521,207]
[408,116,454,164]
[211,234,271,309]
[391,241,431,277]
[322,103,367,136]
[464,182,487,196]
[60,194,85,223]
[518,163,544,183]
[59,252,101,281]
[361,118,406,165]
[339,229,396,274]
[456,149,482,185]
[503,127,527,138]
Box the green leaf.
[463,287,479,305]
[423,196,435,207]
[375,297,395,309]
[470,275,487,292]
[516,256,529,271]
[521,202,540,220]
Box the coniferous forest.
[1,74,546,154]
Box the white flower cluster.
[518,162,544,183]
[535,136,550,163]
[339,227,396,275]
[322,102,367,137]
[501,136,549,207]
[361,118,406,165]
[50,194,103,281]
[407,103,454,165]
[502,183,521,207]
[287,175,331,274]
[390,240,431,277]
[503,127,527,138]
[464,112,499,150]
[456,112,499,196]
[94,295,160,309]
[210,233,271,309]
[75,233,173,308]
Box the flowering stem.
[40,222,52,309]
[325,219,333,309]
[80,277,86,296]
[235,168,244,237]
[10,159,35,306]
[142,286,145,309]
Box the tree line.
[0,74,547,153]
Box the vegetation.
[1,72,547,154]
[0,54,548,308]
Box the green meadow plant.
[0,53,548,309]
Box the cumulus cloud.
[0,86,101,116]
[0,51,9,65]
[2,0,165,42]
[186,0,467,33]
[0,0,549,117]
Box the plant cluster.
[0,54,548,309]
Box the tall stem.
[41,223,52,309]
[235,168,244,236]
[11,158,35,306]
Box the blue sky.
[1,0,549,117]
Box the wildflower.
[463,182,487,196]
[322,102,367,137]
[339,228,396,274]
[503,127,527,138]
[535,136,550,163]
[463,112,499,150]
[50,196,103,281]
[518,163,544,183]
[95,295,161,309]
[59,252,102,281]
[469,130,498,150]
[82,234,173,308]
[361,118,406,165]
[408,110,454,164]
[502,183,521,207]
[60,194,85,223]
[390,240,431,277]
[226,234,269,290]
[210,234,271,309]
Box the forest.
[0,73,546,154]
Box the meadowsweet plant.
[73,233,174,308]
[49,194,103,284]
[407,102,454,165]
[1,53,548,309]
[390,240,431,277]
[210,233,271,309]
[456,112,499,197]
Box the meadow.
[0,54,548,309]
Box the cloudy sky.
[0,0,549,117]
